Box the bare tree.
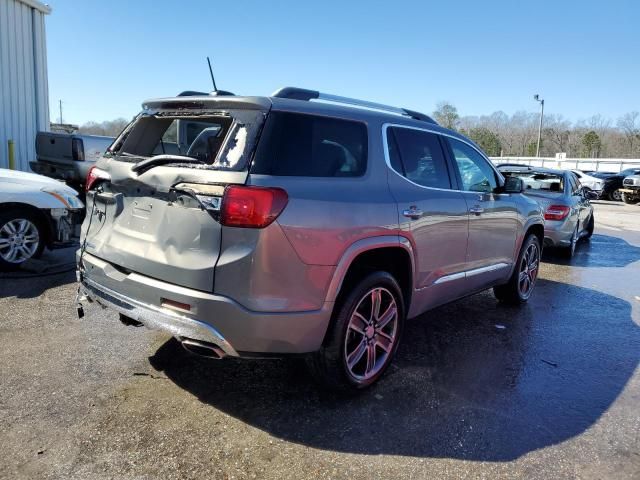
[617,112,640,156]
[432,102,460,130]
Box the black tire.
[306,271,405,392]
[494,234,541,305]
[585,213,595,239]
[560,224,579,259]
[609,189,622,202]
[0,208,46,271]
[621,193,639,205]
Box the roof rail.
[271,87,438,125]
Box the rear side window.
[251,112,367,177]
[447,137,498,193]
[387,127,451,189]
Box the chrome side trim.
[465,262,511,278]
[433,262,511,285]
[80,278,239,357]
[433,271,466,285]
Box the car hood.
[0,168,78,194]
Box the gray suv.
[76,87,544,391]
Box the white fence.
[489,157,640,173]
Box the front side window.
[251,112,367,177]
[387,127,451,189]
[447,138,497,193]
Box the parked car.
[571,169,605,197]
[76,87,544,391]
[0,168,83,270]
[30,131,115,191]
[498,166,594,257]
[620,175,640,204]
[591,168,640,201]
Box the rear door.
[81,107,266,292]
[444,137,518,290]
[384,125,469,315]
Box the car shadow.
[149,279,639,461]
[543,234,640,268]
[0,269,76,299]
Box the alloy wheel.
[0,218,40,264]
[344,287,399,381]
[518,243,539,298]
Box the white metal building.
[0,0,50,171]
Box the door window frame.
[382,123,505,193]
[382,123,460,191]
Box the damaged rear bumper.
[76,252,333,356]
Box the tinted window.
[448,138,497,192]
[251,112,367,177]
[387,127,451,189]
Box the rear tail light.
[72,138,85,161]
[544,205,571,221]
[85,166,111,192]
[220,185,288,228]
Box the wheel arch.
[325,236,415,311]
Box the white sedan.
[571,170,605,195]
[0,168,83,270]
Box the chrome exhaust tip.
[180,338,226,360]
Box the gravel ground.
[1,201,639,479]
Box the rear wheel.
[561,224,579,258]
[0,209,45,271]
[494,234,540,304]
[585,213,595,239]
[307,271,404,391]
[621,193,639,204]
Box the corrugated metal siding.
[0,0,50,171]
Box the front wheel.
[307,271,405,391]
[494,234,541,305]
[609,189,623,202]
[621,193,639,204]
[0,209,45,271]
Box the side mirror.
[503,176,524,194]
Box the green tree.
[432,102,460,130]
[581,130,601,158]
[463,127,502,156]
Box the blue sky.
[46,0,639,125]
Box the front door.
[444,136,518,291]
[384,125,469,317]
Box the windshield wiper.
[131,155,204,175]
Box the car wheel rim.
[613,190,622,201]
[0,219,39,264]
[518,243,539,298]
[344,287,398,382]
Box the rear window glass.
[108,109,265,171]
[251,112,367,177]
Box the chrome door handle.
[469,206,484,216]
[402,206,423,219]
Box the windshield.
[502,171,565,194]
[107,109,265,171]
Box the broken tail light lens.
[544,205,571,221]
[85,166,111,192]
[220,185,288,228]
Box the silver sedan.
[498,166,595,258]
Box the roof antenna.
[207,56,218,92]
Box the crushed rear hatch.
[80,98,269,292]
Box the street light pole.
[534,94,544,157]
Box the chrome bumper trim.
[79,277,239,357]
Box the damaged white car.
[0,168,83,270]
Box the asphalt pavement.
[1,201,639,479]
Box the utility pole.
[58,99,63,124]
[534,94,544,157]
